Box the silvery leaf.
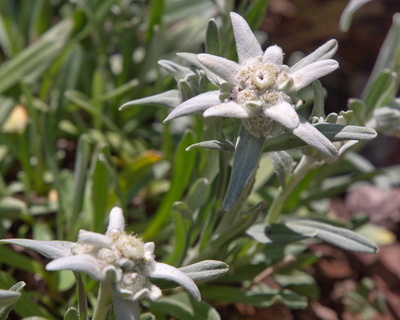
[247,223,309,245]
[263,123,377,152]
[177,52,222,86]
[223,127,265,210]
[0,290,20,308]
[0,239,73,259]
[178,79,196,102]
[158,60,195,82]
[186,139,235,152]
[164,90,220,122]
[371,106,400,137]
[0,281,25,319]
[179,260,229,281]
[119,90,180,110]
[285,219,379,253]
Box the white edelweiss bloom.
[165,12,340,158]
[45,207,201,319]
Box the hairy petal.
[197,54,239,84]
[230,12,263,64]
[290,39,338,73]
[107,207,125,234]
[263,45,284,65]
[289,60,339,92]
[203,101,251,119]
[264,102,300,130]
[78,230,113,247]
[148,262,201,302]
[46,254,104,281]
[164,91,220,122]
[292,118,338,158]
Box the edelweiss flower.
[165,12,339,158]
[0,207,200,320]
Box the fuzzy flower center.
[71,230,158,300]
[229,57,295,138]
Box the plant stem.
[92,282,112,320]
[265,156,316,224]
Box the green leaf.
[0,197,26,218]
[90,145,110,233]
[184,178,211,212]
[205,19,220,56]
[165,202,192,266]
[202,284,307,309]
[64,307,79,320]
[285,219,379,253]
[179,260,229,281]
[363,69,398,120]
[245,0,270,30]
[347,98,366,125]
[186,139,235,152]
[340,0,373,32]
[143,130,196,240]
[0,96,15,129]
[147,292,220,320]
[0,19,72,93]
[0,271,54,319]
[146,0,165,41]
[365,12,400,84]
[311,80,325,118]
[269,151,293,187]
[274,271,320,299]
[224,127,265,210]
[68,135,91,239]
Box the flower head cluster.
[1,207,201,319]
[47,207,200,304]
[165,12,340,158]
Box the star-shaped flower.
[165,12,339,159]
[0,207,200,320]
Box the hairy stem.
[265,156,316,224]
[92,282,112,320]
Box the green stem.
[92,282,112,320]
[265,156,316,224]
